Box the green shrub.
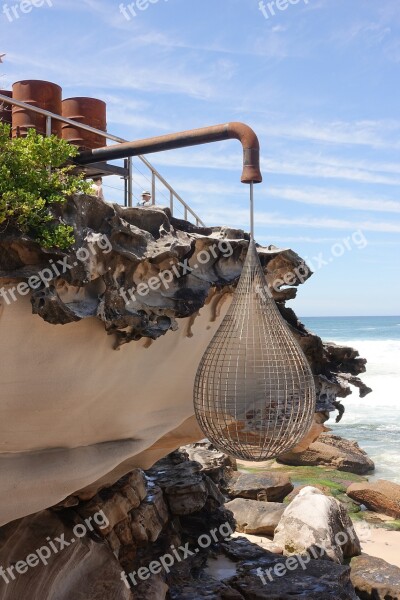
[0,123,92,249]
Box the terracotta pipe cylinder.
[62,97,107,151]
[12,80,62,138]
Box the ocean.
[301,316,400,484]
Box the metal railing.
[0,93,206,227]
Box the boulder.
[230,558,358,599]
[222,538,358,600]
[350,554,400,600]
[227,472,293,502]
[225,498,285,535]
[277,434,375,475]
[347,479,400,518]
[274,486,361,563]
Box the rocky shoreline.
[1,439,398,599]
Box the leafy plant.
[0,123,92,248]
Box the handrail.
[0,93,206,226]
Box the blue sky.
[1,0,399,316]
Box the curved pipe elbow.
[225,122,262,184]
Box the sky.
[1,0,399,317]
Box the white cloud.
[200,208,400,234]
[268,186,400,213]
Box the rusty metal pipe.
[75,122,262,184]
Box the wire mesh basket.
[193,238,316,461]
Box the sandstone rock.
[149,460,208,515]
[134,575,169,600]
[0,510,133,600]
[350,554,400,600]
[347,479,400,518]
[130,498,166,544]
[274,486,361,563]
[218,538,358,600]
[181,441,237,490]
[227,472,293,502]
[225,498,284,535]
[169,536,358,599]
[287,416,329,453]
[0,195,371,525]
[278,433,375,475]
[229,554,358,599]
[284,483,341,507]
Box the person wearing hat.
[138,190,152,207]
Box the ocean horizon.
[301,315,400,483]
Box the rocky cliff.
[0,195,370,525]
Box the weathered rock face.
[0,447,363,600]
[227,472,294,503]
[274,486,361,563]
[278,433,375,475]
[0,195,370,525]
[350,555,400,600]
[0,451,233,600]
[0,510,133,600]
[180,441,237,492]
[230,557,358,599]
[225,498,285,536]
[347,480,400,518]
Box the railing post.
[45,115,52,137]
[128,157,133,207]
[184,206,188,220]
[170,190,174,215]
[46,116,52,174]
[151,171,156,205]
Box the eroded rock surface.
[227,472,294,503]
[274,486,361,563]
[0,196,370,525]
[225,498,285,535]
[180,441,237,492]
[278,433,375,475]
[0,448,364,600]
[347,480,400,518]
[350,554,400,600]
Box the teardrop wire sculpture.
[193,183,316,461]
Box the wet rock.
[168,574,244,600]
[350,554,400,600]
[220,537,277,562]
[230,554,358,599]
[347,479,400,518]
[147,459,208,516]
[274,486,361,563]
[278,433,375,475]
[225,498,285,536]
[227,472,293,503]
